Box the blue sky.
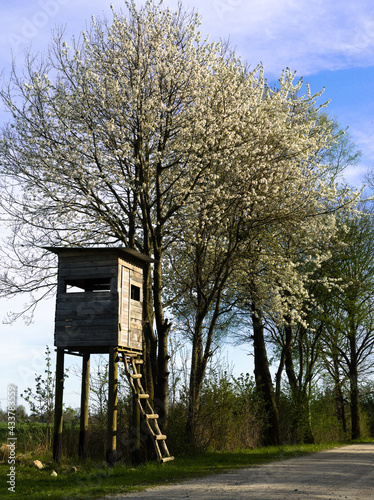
[0,0,374,411]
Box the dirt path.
[104,443,374,499]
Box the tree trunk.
[284,324,298,390]
[350,371,360,440]
[333,383,347,435]
[153,247,170,431]
[332,356,347,435]
[186,277,227,448]
[252,302,280,446]
[142,258,157,401]
[186,331,203,448]
[275,349,285,405]
[349,321,360,439]
[186,318,205,448]
[140,238,158,462]
[284,323,314,444]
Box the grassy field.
[0,441,360,499]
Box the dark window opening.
[66,277,111,293]
[131,284,140,301]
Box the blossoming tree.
[0,1,358,434]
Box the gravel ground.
[102,443,374,500]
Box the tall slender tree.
[320,204,374,439]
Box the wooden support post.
[79,353,90,459]
[53,347,64,463]
[131,355,141,465]
[106,347,118,465]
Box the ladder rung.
[137,393,149,399]
[145,414,159,419]
[130,374,142,379]
[161,456,174,463]
[155,434,167,440]
[135,359,144,364]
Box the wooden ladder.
[120,353,174,463]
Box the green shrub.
[194,372,263,451]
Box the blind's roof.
[44,246,154,263]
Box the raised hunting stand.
[46,247,173,464]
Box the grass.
[0,441,362,499]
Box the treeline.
[5,367,374,462]
[1,0,374,458]
[11,342,374,462]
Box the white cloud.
[2,0,374,78]
[160,0,374,77]
[351,124,374,165]
[340,164,369,188]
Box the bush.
[193,372,263,451]
[167,402,189,455]
[359,384,374,438]
[0,421,49,458]
[310,391,348,443]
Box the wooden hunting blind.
[48,246,150,353]
[46,247,173,465]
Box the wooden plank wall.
[55,252,119,348]
[118,259,143,351]
[54,251,144,351]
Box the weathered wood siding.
[54,249,143,352]
[118,258,143,351]
[55,292,119,347]
[55,250,120,348]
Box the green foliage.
[0,421,48,456]
[276,385,350,444]
[359,383,374,437]
[317,203,374,439]
[189,371,264,451]
[165,402,189,455]
[309,389,349,443]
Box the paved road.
[104,443,374,500]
